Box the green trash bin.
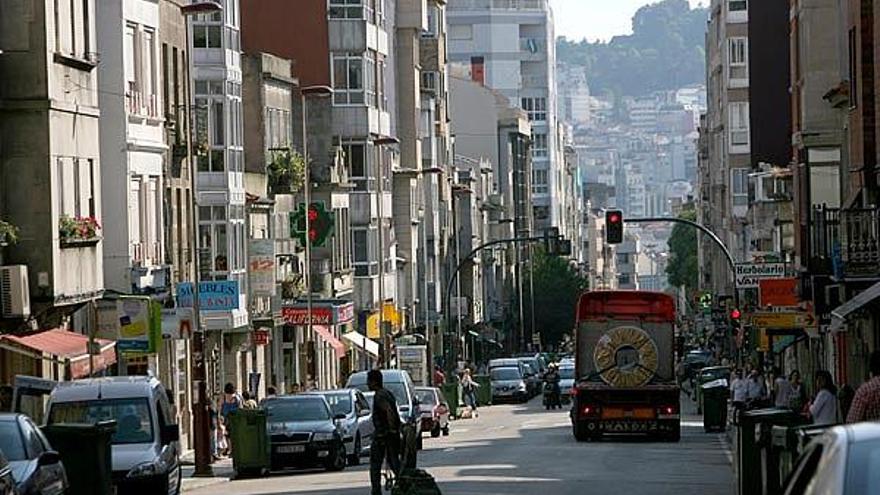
[228,409,270,478]
[474,375,492,406]
[701,380,728,432]
[42,421,116,495]
[737,408,806,495]
[441,383,461,419]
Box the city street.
[187,397,734,495]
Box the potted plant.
[268,149,305,195]
[0,219,19,246]
[59,215,102,247]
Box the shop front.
[282,300,354,389]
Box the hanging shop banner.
[177,281,240,311]
[248,239,276,297]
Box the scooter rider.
[544,363,561,406]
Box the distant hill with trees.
[556,0,709,98]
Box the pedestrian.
[266,386,277,399]
[788,370,807,412]
[809,370,839,426]
[746,368,766,408]
[242,391,258,409]
[220,382,243,452]
[847,350,880,423]
[730,369,748,420]
[433,365,446,387]
[772,367,791,409]
[368,369,401,495]
[461,369,480,413]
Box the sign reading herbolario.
[735,263,786,289]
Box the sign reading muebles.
[735,263,786,289]
[177,281,240,311]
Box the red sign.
[282,307,334,326]
[759,278,799,307]
[253,329,270,346]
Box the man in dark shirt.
[368,369,401,495]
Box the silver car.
[306,390,374,466]
[782,422,880,494]
[490,366,528,403]
[559,365,576,403]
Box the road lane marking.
[718,434,734,464]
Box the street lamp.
[374,136,399,368]
[300,85,332,387]
[181,0,222,478]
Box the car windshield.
[266,398,330,422]
[321,393,353,417]
[385,383,409,407]
[492,367,522,381]
[48,398,154,445]
[415,389,437,406]
[846,439,880,494]
[0,421,25,461]
[559,367,576,379]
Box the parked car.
[414,387,450,438]
[0,414,66,495]
[558,365,576,403]
[488,358,526,373]
[519,360,541,397]
[363,392,375,410]
[0,450,16,495]
[490,366,528,403]
[46,376,181,495]
[345,369,423,449]
[264,395,347,472]
[782,422,880,495]
[305,389,373,465]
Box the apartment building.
[0,0,104,331]
[447,0,562,236]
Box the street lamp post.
[374,137,399,369]
[181,0,222,478]
[300,85,333,387]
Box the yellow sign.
[757,329,770,352]
[752,312,816,329]
[366,303,402,339]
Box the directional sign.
[752,312,816,329]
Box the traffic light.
[606,209,624,244]
[730,308,742,320]
[730,308,742,334]
[290,202,335,247]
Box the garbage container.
[737,408,806,495]
[474,375,492,406]
[772,423,834,486]
[228,409,269,478]
[701,379,728,432]
[42,421,116,495]
[441,383,460,419]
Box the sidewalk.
[180,451,234,493]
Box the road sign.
[735,263,786,289]
[751,312,816,329]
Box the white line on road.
[718,434,734,464]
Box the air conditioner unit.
[0,265,31,318]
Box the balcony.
[809,206,840,275]
[842,208,880,277]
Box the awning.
[830,281,880,331]
[0,329,117,379]
[342,331,380,358]
[313,325,346,359]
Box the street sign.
[735,263,786,289]
[752,312,816,329]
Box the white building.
[447,0,564,236]
[98,0,168,299]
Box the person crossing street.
[368,370,402,495]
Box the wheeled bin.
[228,408,270,478]
[42,421,116,495]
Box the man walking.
[368,369,401,495]
[847,351,880,423]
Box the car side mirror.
[358,408,371,417]
[161,424,180,445]
[38,451,61,467]
[333,413,347,421]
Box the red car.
[415,387,450,438]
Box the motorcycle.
[543,380,562,410]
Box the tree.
[666,205,698,292]
[523,249,589,347]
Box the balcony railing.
[842,208,880,277]
[450,0,546,11]
[810,206,841,275]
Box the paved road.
[188,397,734,495]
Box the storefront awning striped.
[342,331,380,358]
[313,325,346,359]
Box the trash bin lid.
[701,378,728,389]
[742,408,805,423]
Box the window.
[728,37,748,81]
[532,169,548,195]
[532,133,548,158]
[329,0,366,19]
[332,52,365,105]
[618,274,632,286]
[849,29,858,109]
[193,25,221,48]
[341,143,373,190]
[731,168,749,207]
[212,100,225,146]
[365,51,377,108]
[352,228,378,277]
[617,253,630,265]
[449,25,473,40]
[521,97,547,122]
[729,102,750,147]
[728,0,747,12]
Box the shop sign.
[177,281,240,311]
[161,308,194,340]
[282,307,334,325]
[735,263,786,289]
[253,329,271,346]
[248,239,276,297]
[95,297,161,353]
[759,278,799,307]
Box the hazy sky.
[551,0,707,42]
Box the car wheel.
[348,435,361,466]
[431,424,441,438]
[326,443,347,472]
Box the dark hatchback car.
[265,395,347,472]
[0,413,67,495]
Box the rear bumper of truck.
[570,385,681,438]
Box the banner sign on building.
[759,278,799,307]
[161,307,194,340]
[248,239,276,296]
[95,297,161,353]
[177,281,240,311]
[735,263,786,289]
[281,302,354,326]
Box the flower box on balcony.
[59,215,102,249]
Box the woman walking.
[788,370,807,412]
[809,371,839,426]
[461,369,480,415]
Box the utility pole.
[374,137,399,369]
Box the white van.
[45,376,181,495]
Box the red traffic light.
[730,309,742,320]
[308,207,319,222]
[609,213,621,224]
